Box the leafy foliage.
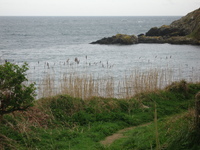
[0,62,36,120]
[0,81,200,149]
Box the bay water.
[0,16,199,97]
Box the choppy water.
[0,16,200,97]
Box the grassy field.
[1,80,200,150]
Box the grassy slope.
[1,81,200,150]
[106,111,198,150]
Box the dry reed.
[18,58,200,99]
[35,66,200,100]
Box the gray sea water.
[0,16,200,95]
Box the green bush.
[0,62,36,121]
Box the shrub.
[0,62,36,122]
[165,80,188,95]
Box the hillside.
[143,8,200,44]
[1,81,200,149]
[170,7,200,40]
[91,8,200,45]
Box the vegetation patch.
[1,62,200,150]
[1,80,200,149]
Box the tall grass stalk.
[117,68,173,98]
[36,67,199,100]
[195,92,200,130]
[154,103,160,150]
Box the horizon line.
[0,15,182,17]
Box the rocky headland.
[91,8,200,45]
[91,34,138,45]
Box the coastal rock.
[90,8,200,45]
[138,35,165,43]
[170,8,200,39]
[145,8,200,43]
[138,35,200,45]
[145,25,187,37]
[91,34,138,45]
[166,36,200,45]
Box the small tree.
[0,62,36,121]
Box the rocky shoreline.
[91,8,200,45]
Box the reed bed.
[117,68,173,98]
[2,57,199,100]
[36,66,200,100]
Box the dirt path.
[100,122,151,146]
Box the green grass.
[188,26,200,40]
[1,81,200,150]
[104,110,200,150]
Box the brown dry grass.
[35,66,199,100]
[4,107,50,134]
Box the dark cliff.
[91,8,200,45]
[143,8,200,44]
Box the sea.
[0,16,200,97]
